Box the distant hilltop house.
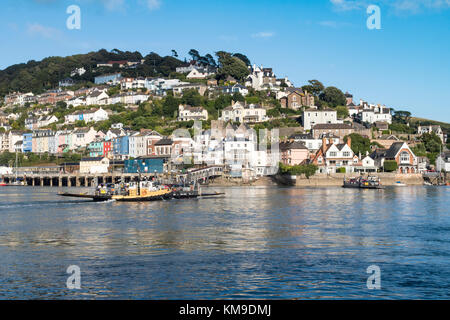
[186,67,216,79]
[70,67,86,77]
[245,65,277,90]
[218,84,249,96]
[417,125,446,143]
[302,108,338,131]
[178,104,208,122]
[94,73,122,85]
[219,101,268,124]
[59,78,75,87]
[176,61,217,74]
[65,107,109,124]
[278,87,315,110]
[345,92,354,106]
[172,83,208,96]
[96,60,144,68]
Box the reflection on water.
[0,186,449,299]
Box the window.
[343,152,350,157]
[330,152,337,157]
[400,151,410,163]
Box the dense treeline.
[0,48,252,97]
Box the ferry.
[60,180,173,202]
[59,180,225,202]
[343,175,385,189]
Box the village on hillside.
[0,51,449,179]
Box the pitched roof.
[155,138,173,146]
[280,141,308,150]
[313,123,352,130]
[385,142,407,158]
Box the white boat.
[394,181,406,186]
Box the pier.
[1,166,224,187]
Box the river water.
[0,185,449,299]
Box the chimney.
[347,136,352,148]
[322,137,327,154]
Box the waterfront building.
[311,137,358,174]
[112,135,130,159]
[370,142,418,174]
[79,157,110,174]
[280,141,309,166]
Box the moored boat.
[343,175,384,189]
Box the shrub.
[383,160,398,172]
[337,167,346,173]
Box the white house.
[65,108,109,124]
[86,91,109,106]
[418,125,445,143]
[436,152,450,172]
[219,102,268,123]
[71,127,100,150]
[80,157,110,174]
[312,137,358,173]
[302,108,338,131]
[178,105,208,121]
[186,67,214,79]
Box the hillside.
[410,117,450,135]
[0,49,185,96]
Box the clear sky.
[1,0,449,122]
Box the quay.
[0,166,224,187]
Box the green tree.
[301,80,324,97]
[336,106,349,119]
[345,133,371,155]
[215,51,250,81]
[319,86,346,108]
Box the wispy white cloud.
[27,23,62,39]
[251,32,275,38]
[144,0,161,10]
[330,0,367,11]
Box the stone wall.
[294,173,424,186]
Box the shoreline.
[207,173,426,187]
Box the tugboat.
[343,175,384,189]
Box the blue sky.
[1,0,449,122]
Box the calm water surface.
[0,185,449,299]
